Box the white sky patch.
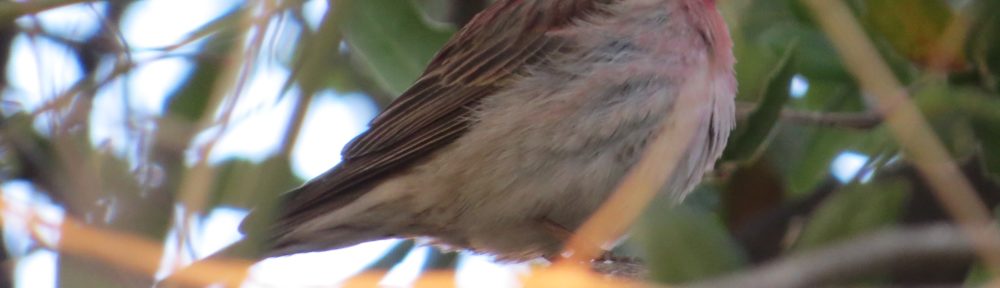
[265,18,303,66]
[208,65,295,163]
[302,0,329,30]
[247,239,400,287]
[381,247,430,287]
[831,151,869,183]
[6,35,83,112]
[127,58,192,115]
[2,181,41,258]
[193,207,248,257]
[457,255,527,288]
[1,184,64,250]
[6,35,85,135]
[291,92,378,179]
[89,77,131,153]
[121,0,240,51]
[3,181,65,288]
[15,250,57,288]
[790,74,809,99]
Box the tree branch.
[779,110,882,129]
[691,224,985,288]
[735,102,883,129]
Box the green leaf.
[912,84,1000,159]
[633,204,746,283]
[778,80,868,195]
[755,23,851,81]
[683,181,724,214]
[724,41,798,162]
[790,132,851,194]
[335,0,454,95]
[969,0,1000,87]
[739,0,801,37]
[0,113,58,186]
[972,111,1000,180]
[94,151,170,236]
[793,179,909,251]
[731,14,780,103]
[211,157,301,210]
[951,88,1000,125]
[163,29,241,123]
[283,5,343,97]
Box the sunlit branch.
[779,110,882,129]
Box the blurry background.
[0,0,997,287]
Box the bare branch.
[692,224,984,288]
[735,102,883,129]
[779,110,882,129]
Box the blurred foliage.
[0,0,997,287]
[792,179,909,251]
[862,0,958,69]
[635,203,746,283]
[722,40,797,162]
[335,0,454,94]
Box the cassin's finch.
[169,0,735,281]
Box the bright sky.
[0,1,861,287]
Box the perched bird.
[170,0,735,281]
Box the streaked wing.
[270,0,615,230]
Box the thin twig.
[779,110,882,129]
[169,9,259,275]
[735,102,883,129]
[802,0,1000,277]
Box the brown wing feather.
[260,0,616,232]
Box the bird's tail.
[156,237,264,288]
